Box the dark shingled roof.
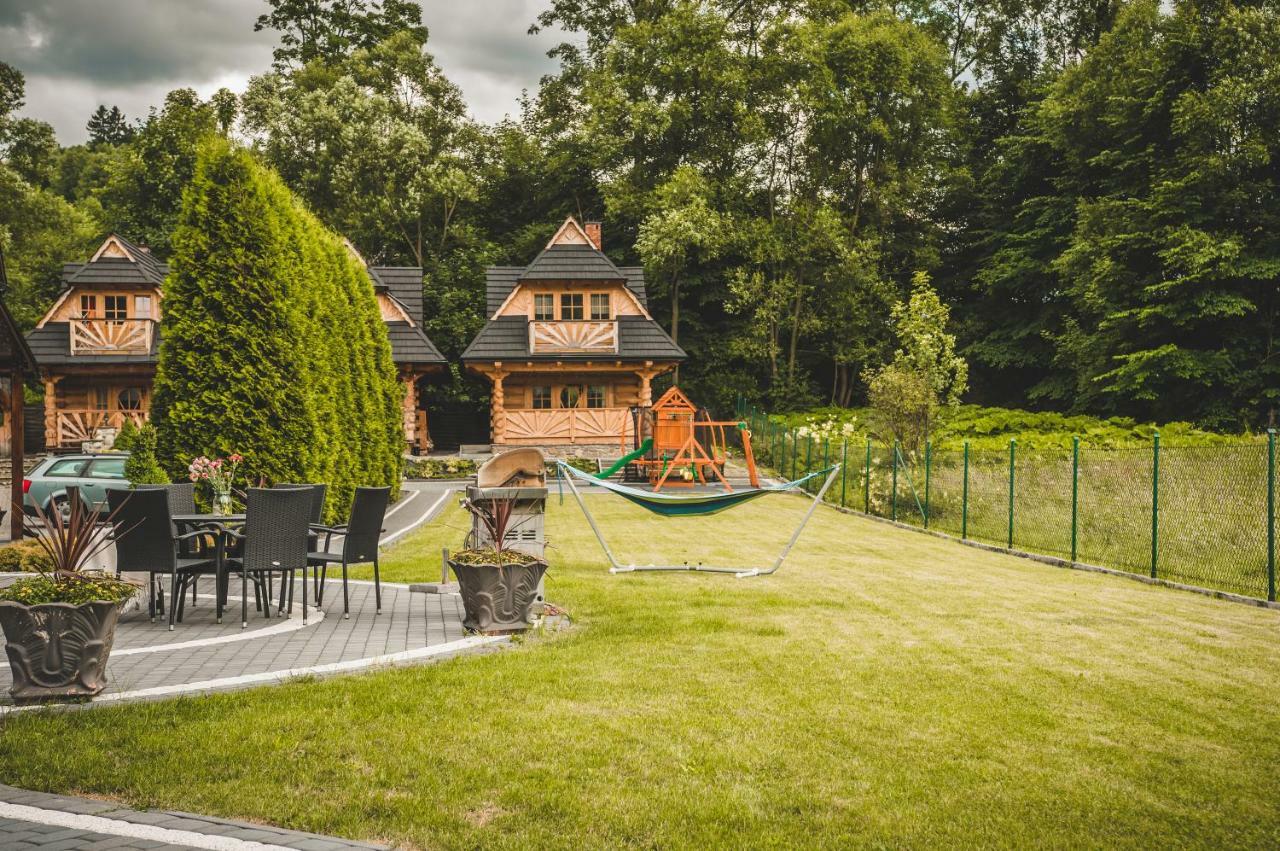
[385,321,445,365]
[62,235,167,289]
[485,267,524,316]
[368,266,424,323]
[520,243,625,282]
[462,316,684,363]
[26,323,160,366]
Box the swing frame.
[559,463,842,578]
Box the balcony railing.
[501,407,632,445]
[69,318,154,354]
[54,409,147,447]
[529,320,618,354]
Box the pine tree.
[152,138,402,518]
[86,105,134,145]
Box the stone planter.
[448,558,548,633]
[0,600,121,702]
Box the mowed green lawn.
[1,494,1278,849]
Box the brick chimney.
[584,221,602,250]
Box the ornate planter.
[0,600,121,702]
[448,558,548,633]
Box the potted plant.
[0,494,136,702]
[450,496,548,633]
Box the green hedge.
[152,139,403,520]
[764,404,1250,451]
[402,457,478,480]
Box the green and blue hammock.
[556,461,836,517]
[555,460,842,577]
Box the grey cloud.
[2,0,563,142]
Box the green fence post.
[1007,439,1016,549]
[1269,428,1276,602]
[864,438,872,514]
[891,440,899,522]
[923,441,932,529]
[1151,430,1160,579]
[820,438,829,498]
[1071,436,1080,563]
[961,441,969,540]
[792,430,799,480]
[841,440,848,507]
[806,435,813,491]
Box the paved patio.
[0,783,387,849]
[0,577,505,710]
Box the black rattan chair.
[223,487,313,628]
[308,486,390,618]
[275,482,327,601]
[107,488,218,630]
[137,482,207,603]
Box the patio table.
[172,513,246,524]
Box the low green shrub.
[0,574,136,606]
[0,539,53,573]
[123,423,170,485]
[403,457,479,480]
[553,457,598,475]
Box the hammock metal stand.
[558,462,842,578]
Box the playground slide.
[596,438,654,479]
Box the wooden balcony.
[501,407,632,445]
[529,320,618,354]
[54,409,147,447]
[69,318,154,354]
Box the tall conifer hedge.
[152,139,403,518]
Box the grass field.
[1,496,1278,849]
[761,434,1276,600]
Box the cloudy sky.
[0,0,565,144]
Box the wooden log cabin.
[25,234,446,452]
[462,218,685,451]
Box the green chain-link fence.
[735,398,1279,603]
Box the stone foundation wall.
[503,444,623,461]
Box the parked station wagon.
[22,454,131,517]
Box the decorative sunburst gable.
[545,217,595,249]
[89,235,137,262]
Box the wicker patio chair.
[107,488,219,630]
[223,487,313,628]
[275,482,328,601]
[308,486,390,618]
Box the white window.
[533,294,554,321]
[590,293,610,321]
[134,295,152,318]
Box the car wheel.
[49,494,74,523]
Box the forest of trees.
[1,0,1277,431]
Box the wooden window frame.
[559,292,584,321]
[531,385,552,409]
[103,295,129,321]
[79,294,98,319]
[586,384,607,409]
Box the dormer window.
[590,293,610,320]
[79,295,97,318]
[534,293,555,321]
[560,293,584,320]
[104,295,128,321]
